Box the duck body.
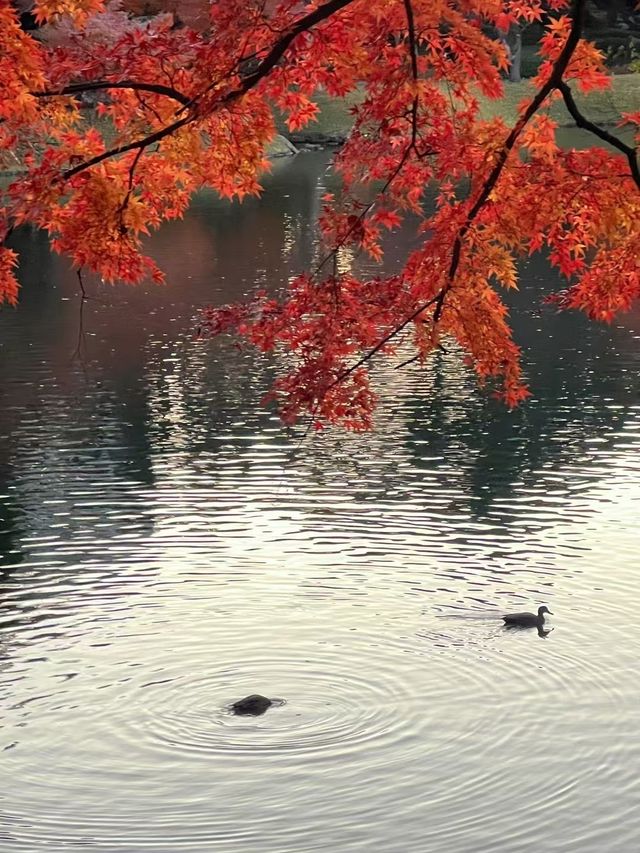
[231,694,273,716]
[502,605,553,628]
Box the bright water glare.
[1,152,639,852]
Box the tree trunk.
[499,25,523,83]
[508,25,523,83]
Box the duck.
[230,694,273,716]
[502,605,553,628]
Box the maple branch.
[312,143,414,280]
[57,0,358,182]
[403,0,419,147]
[309,0,430,284]
[177,0,359,118]
[205,0,358,111]
[395,342,446,370]
[61,114,191,180]
[323,291,444,394]
[556,80,640,190]
[434,0,588,323]
[71,269,87,363]
[117,147,144,234]
[34,80,191,108]
[403,0,419,83]
[327,0,590,393]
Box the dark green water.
[1,152,639,852]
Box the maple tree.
[1,0,639,429]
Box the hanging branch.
[34,80,191,107]
[328,0,640,390]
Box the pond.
[1,151,639,852]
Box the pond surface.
[1,151,639,852]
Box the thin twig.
[77,268,86,300]
[312,143,416,280]
[309,0,431,283]
[62,114,191,180]
[403,0,419,147]
[433,0,590,325]
[395,342,447,370]
[324,291,444,394]
[71,268,87,362]
[117,147,145,234]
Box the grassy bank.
[278,73,640,140]
[479,73,640,126]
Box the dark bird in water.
[231,694,273,716]
[502,605,553,628]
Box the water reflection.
[0,151,639,852]
[503,623,554,638]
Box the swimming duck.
[502,605,553,628]
[231,694,273,716]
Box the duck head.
[537,605,553,618]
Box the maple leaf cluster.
[1,0,639,429]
